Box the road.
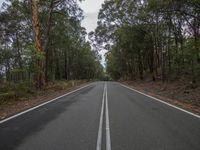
[0,82,200,150]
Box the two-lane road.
[0,82,200,150]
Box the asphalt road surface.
[0,82,200,150]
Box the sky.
[0,0,3,7]
[0,0,106,65]
[78,0,106,66]
[78,0,104,33]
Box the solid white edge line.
[0,83,93,124]
[105,83,112,150]
[96,83,106,150]
[119,83,200,119]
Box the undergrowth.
[0,80,88,104]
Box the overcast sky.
[0,0,3,7]
[0,0,106,65]
[78,0,104,33]
[78,0,106,66]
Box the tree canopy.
[94,0,200,82]
[0,0,104,88]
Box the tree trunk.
[15,32,23,69]
[138,51,143,80]
[30,0,45,89]
[45,0,55,83]
[64,50,68,80]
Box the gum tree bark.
[30,0,45,89]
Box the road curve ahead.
[0,82,200,150]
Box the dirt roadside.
[0,82,91,120]
[122,81,200,115]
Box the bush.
[0,92,16,103]
[0,81,35,104]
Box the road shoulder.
[0,82,92,120]
[120,81,200,116]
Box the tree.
[0,0,103,86]
[30,0,45,88]
[96,0,200,82]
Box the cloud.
[0,0,5,8]
[82,12,98,33]
[78,0,106,65]
[79,0,104,14]
[78,0,104,32]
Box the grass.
[0,80,88,105]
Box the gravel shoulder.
[122,80,200,115]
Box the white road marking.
[105,83,112,150]
[120,83,200,119]
[96,82,112,150]
[0,83,93,124]
[96,83,106,150]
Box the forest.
[93,0,200,83]
[0,0,200,110]
[0,0,105,105]
[0,0,104,88]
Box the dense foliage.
[0,0,104,88]
[95,0,200,82]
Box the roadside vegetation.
[0,0,104,107]
[94,0,200,83]
[0,80,88,104]
[93,0,200,111]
